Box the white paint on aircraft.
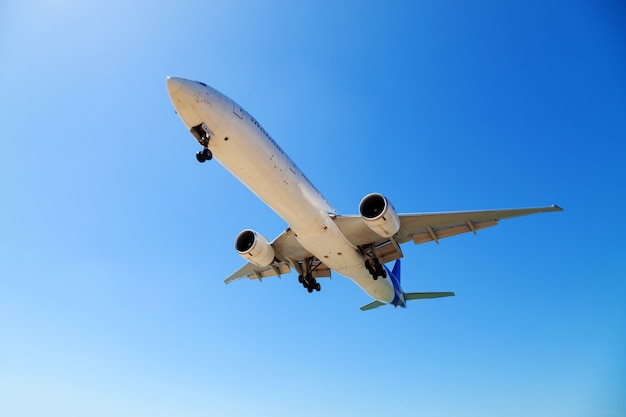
[166,77,562,310]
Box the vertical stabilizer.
[392,259,401,283]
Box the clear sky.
[1,1,625,416]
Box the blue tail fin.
[392,259,401,283]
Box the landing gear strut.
[298,257,322,293]
[190,123,213,163]
[298,273,321,293]
[196,148,212,163]
[359,240,387,281]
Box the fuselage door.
[233,103,244,119]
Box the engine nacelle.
[235,229,276,267]
[359,193,401,238]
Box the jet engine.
[235,229,276,267]
[359,193,401,238]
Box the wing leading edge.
[335,205,563,251]
[225,205,562,284]
[224,228,331,283]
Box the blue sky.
[1,1,625,416]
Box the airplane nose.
[166,76,226,130]
[166,76,186,95]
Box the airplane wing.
[225,205,562,283]
[334,205,563,264]
[224,228,331,283]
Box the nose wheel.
[196,148,212,163]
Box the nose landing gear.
[190,123,214,163]
[196,148,212,163]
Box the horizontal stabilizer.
[359,300,387,311]
[360,292,455,311]
[404,292,455,300]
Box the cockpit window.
[195,81,207,87]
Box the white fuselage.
[167,77,395,303]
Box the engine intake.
[235,229,276,267]
[359,193,401,238]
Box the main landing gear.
[359,244,387,281]
[298,273,321,293]
[298,257,322,293]
[196,148,212,163]
[365,258,386,280]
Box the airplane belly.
[341,266,396,304]
[294,228,362,270]
[169,80,395,305]
[209,118,396,303]
[294,220,395,304]
[203,125,330,231]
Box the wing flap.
[411,220,498,244]
[373,239,404,264]
[225,261,292,283]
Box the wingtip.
[551,204,564,211]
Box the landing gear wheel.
[196,148,212,163]
[365,256,386,280]
[301,272,320,294]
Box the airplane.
[166,76,563,311]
